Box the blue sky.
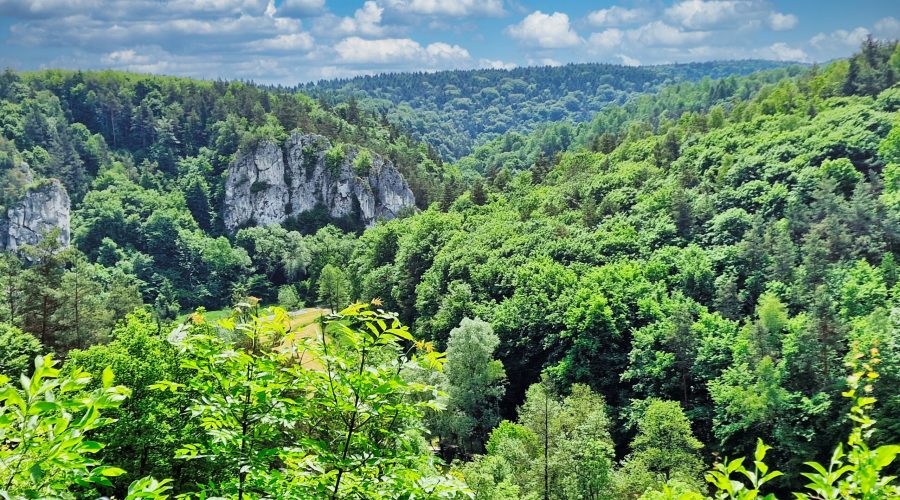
[0,0,897,84]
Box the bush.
[353,149,373,175]
[277,284,303,310]
[0,323,42,377]
[325,144,346,175]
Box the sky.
[0,0,897,84]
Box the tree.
[473,380,615,499]
[471,178,487,206]
[20,230,70,348]
[616,400,704,496]
[152,276,179,330]
[0,354,171,498]
[182,172,212,230]
[66,310,207,495]
[55,256,109,351]
[159,303,464,498]
[317,263,350,312]
[0,323,42,377]
[0,254,24,326]
[277,284,302,310]
[440,317,506,455]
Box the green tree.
[440,317,506,455]
[20,230,70,348]
[66,310,205,495]
[317,263,350,312]
[0,354,170,498]
[160,303,464,498]
[616,400,704,497]
[0,323,42,377]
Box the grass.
[284,308,330,370]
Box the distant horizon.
[0,0,895,85]
[6,57,809,87]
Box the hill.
[301,60,799,160]
[0,39,899,499]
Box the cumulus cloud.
[587,7,651,27]
[810,27,870,52]
[763,42,807,61]
[333,36,470,66]
[479,58,517,70]
[665,0,796,31]
[0,0,272,20]
[384,0,504,17]
[618,54,640,66]
[874,17,900,38]
[12,13,305,53]
[768,12,797,31]
[506,11,582,49]
[587,29,624,51]
[248,32,315,51]
[526,58,562,67]
[317,1,387,37]
[626,21,709,46]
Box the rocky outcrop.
[224,133,415,232]
[0,179,71,255]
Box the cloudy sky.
[0,0,897,84]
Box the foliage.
[0,323,42,377]
[0,354,169,499]
[317,263,350,312]
[158,301,467,498]
[305,61,796,161]
[437,318,506,455]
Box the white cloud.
[0,0,271,20]
[506,11,582,49]
[479,58,517,70]
[248,32,315,51]
[333,36,470,66]
[12,13,304,51]
[618,54,640,66]
[587,7,650,27]
[626,21,709,46]
[330,1,386,37]
[384,0,504,17]
[874,17,900,38]
[763,42,807,61]
[526,58,562,67]
[665,0,790,31]
[587,29,624,51]
[768,12,797,31]
[667,0,741,29]
[810,27,869,51]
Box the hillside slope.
[302,60,798,160]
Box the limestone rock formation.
[224,133,415,232]
[0,179,71,255]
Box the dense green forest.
[0,39,899,499]
[303,60,795,161]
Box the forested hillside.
[303,60,796,160]
[0,69,462,330]
[0,39,899,499]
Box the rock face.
[0,179,71,255]
[224,133,415,232]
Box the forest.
[0,38,898,499]
[302,60,794,161]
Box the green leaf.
[102,367,115,389]
[99,466,127,477]
[874,445,900,468]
